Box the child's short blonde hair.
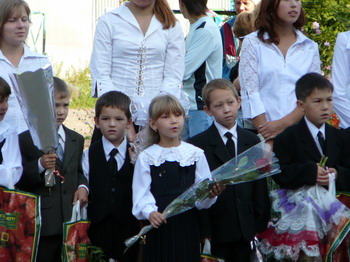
[147,95,185,147]
[53,77,70,99]
[202,79,239,108]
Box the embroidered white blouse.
[0,44,51,134]
[239,30,321,122]
[90,3,185,124]
[132,141,216,220]
[0,122,22,188]
[332,31,350,129]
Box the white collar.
[102,135,127,160]
[111,2,162,36]
[57,124,66,142]
[304,117,326,140]
[214,121,238,140]
[140,141,203,167]
[260,29,311,45]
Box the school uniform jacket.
[17,126,88,236]
[273,118,350,191]
[189,124,270,243]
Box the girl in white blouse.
[132,95,222,262]
[0,77,22,188]
[0,0,51,134]
[239,0,320,142]
[90,0,185,132]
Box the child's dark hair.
[0,77,11,99]
[180,0,207,16]
[202,78,240,107]
[53,77,70,99]
[295,73,334,102]
[95,91,131,119]
[147,95,185,147]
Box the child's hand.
[148,211,166,228]
[73,187,88,207]
[327,167,338,179]
[40,153,57,170]
[208,182,226,199]
[316,164,329,186]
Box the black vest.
[0,139,5,164]
[88,140,135,224]
[150,161,195,212]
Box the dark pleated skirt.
[142,209,200,262]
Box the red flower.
[256,158,271,173]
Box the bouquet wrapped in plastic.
[125,141,280,249]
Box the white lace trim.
[259,239,322,261]
[139,141,204,167]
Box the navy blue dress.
[142,161,201,262]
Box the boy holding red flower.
[190,78,270,262]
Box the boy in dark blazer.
[17,77,88,262]
[82,91,139,262]
[190,79,270,262]
[273,73,350,191]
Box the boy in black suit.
[273,72,350,191]
[82,91,139,262]
[190,78,270,262]
[17,77,88,262]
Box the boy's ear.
[296,100,305,113]
[126,118,132,129]
[203,105,213,116]
[94,116,100,128]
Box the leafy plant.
[302,0,350,75]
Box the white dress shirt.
[0,122,22,188]
[90,3,185,124]
[304,117,326,156]
[132,142,216,220]
[332,31,350,129]
[0,44,51,134]
[239,30,321,122]
[82,136,128,181]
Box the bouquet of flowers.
[125,141,280,249]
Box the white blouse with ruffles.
[132,141,216,220]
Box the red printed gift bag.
[62,200,90,262]
[0,187,41,262]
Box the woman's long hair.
[154,0,177,29]
[256,0,305,45]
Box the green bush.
[303,0,350,75]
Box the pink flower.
[312,21,320,29]
[315,29,321,35]
[324,42,330,46]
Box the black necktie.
[317,131,326,155]
[225,132,236,158]
[108,148,118,175]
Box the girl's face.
[1,5,29,47]
[150,112,184,147]
[0,96,8,121]
[276,0,301,26]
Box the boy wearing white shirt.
[17,77,88,262]
[0,76,22,188]
[82,91,139,262]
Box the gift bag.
[0,186,41,262]
[62,200,91,262]
[201,239,225,262]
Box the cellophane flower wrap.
[258,157,350,262]
[0,187,41,262]
[125,141,280,249]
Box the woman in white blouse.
[239,0,320,141]
[90,0,185,131]
[0,0,51,134]
[332,31,350,129]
